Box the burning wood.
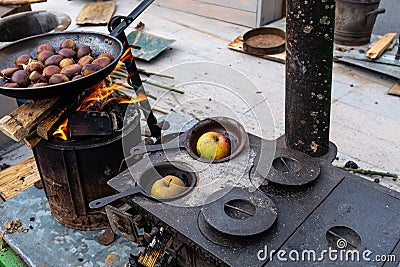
[51,74,149,141]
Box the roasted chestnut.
[29,71,47,83]
[59,58,75,69]
[29,82,49,88]
[4,82,19,88]
[81,64,101,76]
[92,57,111,68]
[78,55,94,66]
[37,44,55,54]
[43,65,61,78]
[76,45,92,59]
[37,51,55,63]
[98,53,115,62]
[0,67,19,78]
[61,64,82,78]
[58,48,76,58]
[60,39,76,50]
[25,61,44,73]
[15,54,32,68]
[44,55,64,67]
[49,73,69,84]
[11,70,30,87]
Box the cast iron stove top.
[105,132,400,267]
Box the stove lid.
[201,187,277,236]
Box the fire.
[52,46,148,140]
[52,118,69,141]
[118,92,148,104]
[76,81,115,111]
[52,51,147,141]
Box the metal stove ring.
[257,147,321,186]
[201,187,277,237]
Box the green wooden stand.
[0,240,24,267]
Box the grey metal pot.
[334,0,385,46]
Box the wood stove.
[88,0,400,266]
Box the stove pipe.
[285,0,335,157]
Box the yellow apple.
[196,131,231,160]
[150,175,186,198]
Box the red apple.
[196,131,230,160]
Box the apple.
[150,175,186,198]
[196,131,231,160]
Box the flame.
[118,92,148,104]
[52,46,144,141]
[120,46,136,62]
[77,83,115,111]
[52,118,69,141]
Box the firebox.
[33,105,141,230]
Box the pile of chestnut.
[0,39,115,88]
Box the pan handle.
[109,0,155,38]
[130,141,184,156]
[89,186,142,209]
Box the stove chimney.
[285,0,335,157]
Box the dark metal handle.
[89,187,142,209]
[130,141,183,156]
[365,8,386,24]
[109,0,155,38]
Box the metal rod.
[109,0,155,38]
[285,0,335,157]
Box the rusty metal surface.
[243,27,285,55]
[285,0,335,157]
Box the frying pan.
[89,161,198,209]
[0,32,123,99]
[0,0,154,99]
[130,117,247,163]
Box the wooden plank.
[196,0,258,13]
[0,0,44,4]
[366,32,397,60]
[0,98,60,142]
[36,104,69,140]
[23,131,42,149]
[0,3,30,18]
[388,80,400,97]
[0,156,39,201]
[76,1,116,26]
[228,35,286,64]
[157,0,257,27]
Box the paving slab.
[0,186,138,267]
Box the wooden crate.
[156,0,284,28]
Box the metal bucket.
[334,0,385,46]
